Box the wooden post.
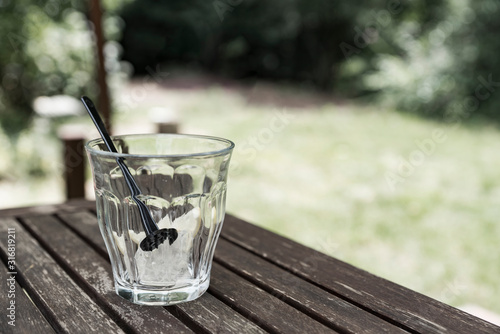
[59,127,86,199]
[150,107,179,134]
[88,0,112,131]
[157,122,179,134]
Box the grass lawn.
[2,76,499,315]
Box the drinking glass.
[85,134,234,305]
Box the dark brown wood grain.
[221,215,500,334]
[58,210,336,333]
[53,211,271,334]
[173,293,268,334]
[2,202,497,334]
[21,214,194,334]
[209,263,337,334]
[0,264,55,334]
[0,218,125,334]
[214,238,408,334]
[57,210,107,256]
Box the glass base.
[115,276,210,306]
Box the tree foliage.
[119,0,361,89]
[341,0,500,121]
[119,0,500,122]
[0,0,93,139]
[2,0,499,133]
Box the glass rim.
[85,133,235,159]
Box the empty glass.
[86,134,234,306]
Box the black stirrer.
[81,96,177,251]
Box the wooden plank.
[55,210,269,334]
[0,218,125,334]
[0,264,55,334]
[174,293,267,334]
[21,214,194,334]
[57,210,107,256]
[221,215,500,334]
[156,121,179,134]
[209,263,337,334]
[214,238,408,334]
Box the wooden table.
[0,201,498,334]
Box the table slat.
[0,218,126,334]
[214,238,408,334]
[210,263,337,334]
[0,264,55,334]
[57,210,107,255]
[172,293,267,334]
[221,215,500,334]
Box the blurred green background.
[1,0,499,320]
